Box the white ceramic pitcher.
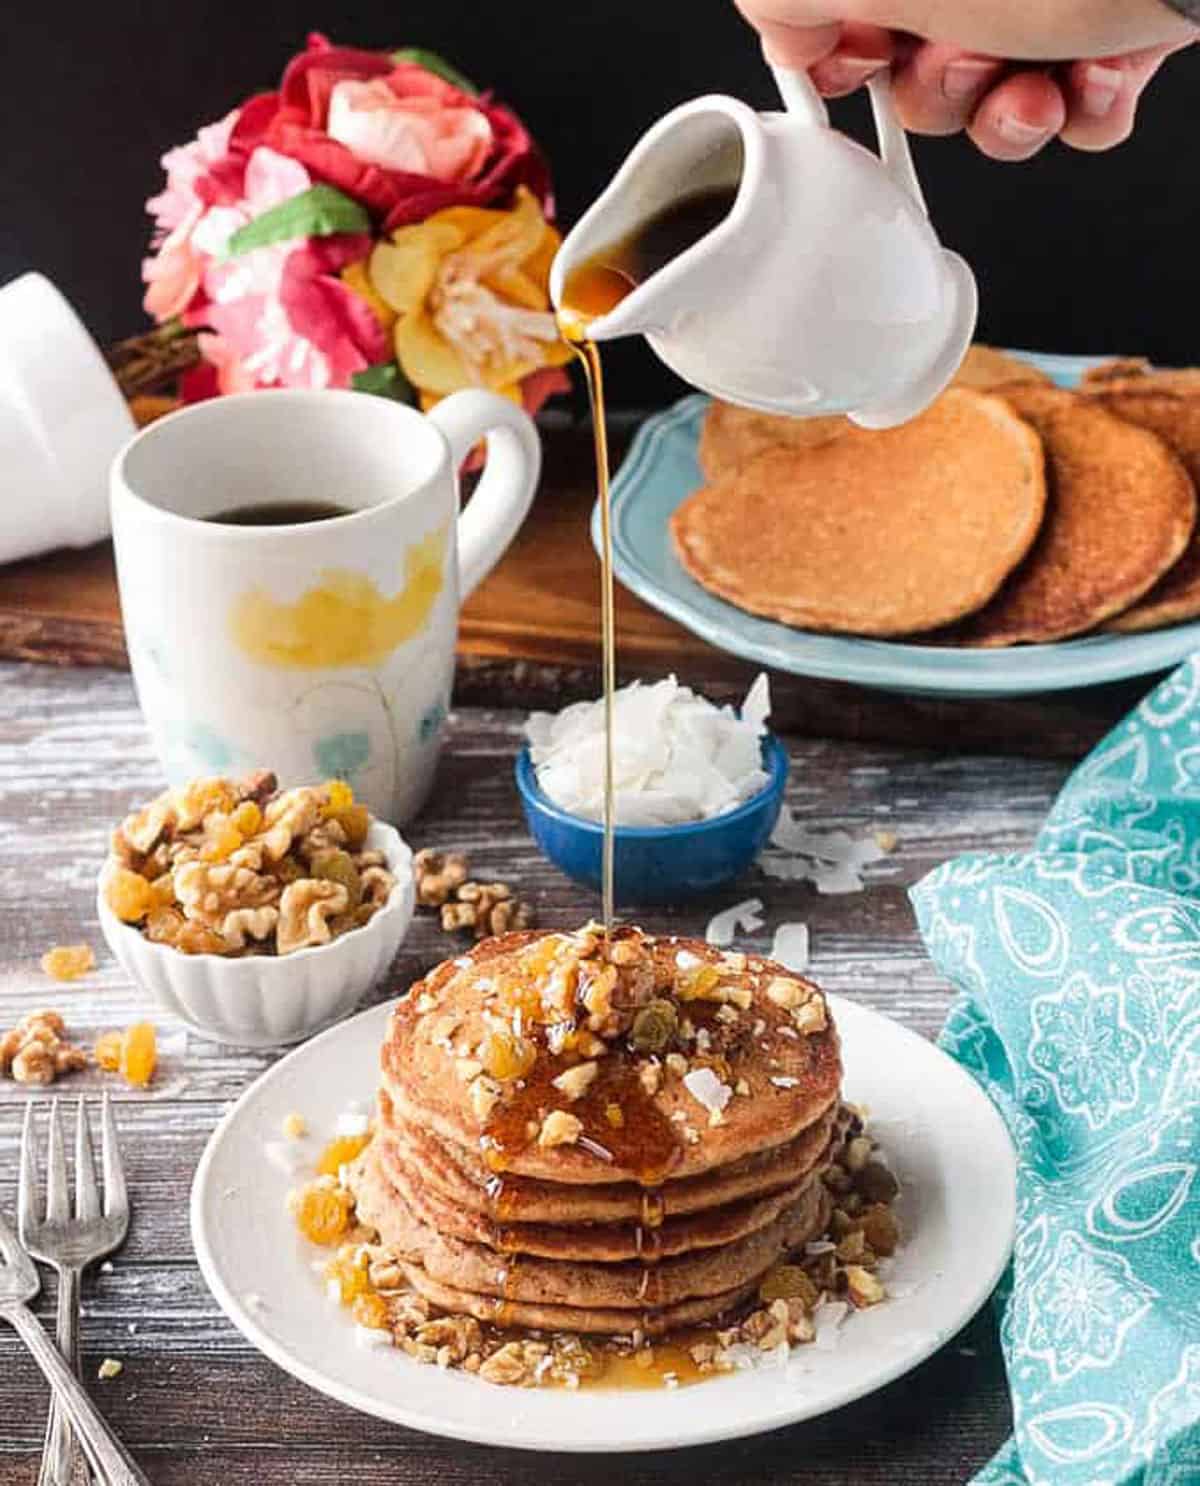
[550,72,977,429]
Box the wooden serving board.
[0,418,1153,757]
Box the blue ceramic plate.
[594,352,1200,697]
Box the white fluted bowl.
[98,822,414,1048]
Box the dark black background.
[2,1,1196,407]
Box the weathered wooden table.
[0,654,1084,1484]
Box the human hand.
[735,0,1197,158]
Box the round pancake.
[350,1141,829,1309]
[1082,391,1200,632]
[698,400,848,483]
[1081,360,1200,397]
[377,1095,843,1224]
[950,344,1053,391]
[671,388,1046,636]
[696,346,1049,483]
[372,1125,837,1261]
[398,1264,758,1337]
[381,930,842,1185]
[951,384,1196,646]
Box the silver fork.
[0,1197,148,1485]
[19,1097,132,1486]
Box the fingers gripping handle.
[427,391,542,601]
[771,66,928,215]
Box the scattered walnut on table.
[413,848,469,907]
[0,1010,88,1086]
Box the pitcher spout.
[550,95,763,343]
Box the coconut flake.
[354,1325,393,1349]
[683,1067,732,1117]
[812,1300,850,1350]
[760,806,886,894]
[336,1111,370,1138]
[705,897,764,946]
[525,673,771,826]
[770,921,810,972]
[263,1141,307,1176]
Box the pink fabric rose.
[246,34,553,230]
[325,77,493,180]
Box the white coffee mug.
[0,272,135,562]
[110,388,540,823]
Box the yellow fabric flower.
[366,186,573,403]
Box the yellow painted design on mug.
[229,524,448,670]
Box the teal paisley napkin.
[911,657,1200,1486]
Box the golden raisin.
[104,867,156,924]
[316,1134,370,1177]
[231,800,262,836]
[330,803,370,849]
[119,1023,157,1087]
[323,780,355,816]
[200,815,243,862]
[758,1265,820,1308]
[310,849,362,909]
[296,1184,352,1244]
[174,777,237,828]
[630,998,678,1053]
[41,944,95,982]
[94,1031,122,1072]
[352,1292,390,1330]
[481,1029,536,1081]
[858,1203,900,1257]
[676,966,721,1001]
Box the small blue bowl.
[515,734,789,903]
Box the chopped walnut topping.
[552,1061,598,1101]
[538,1110,583,1148]
[766,976,810,1010]
[638,1060,662,1096]
[845,1265,886,1307]
[791,999,828,1036]
[665,1052,688,1077]
[469,1075,502,1122]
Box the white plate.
[191,994,1015,1453]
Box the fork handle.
[4,1301,150,1486]
[39,1266,83,1486]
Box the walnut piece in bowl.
[97,774,414,1048]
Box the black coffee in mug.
[206,501,353,526]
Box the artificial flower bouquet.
[141,33,572,415]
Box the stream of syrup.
[556,186,739,935]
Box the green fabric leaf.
[352,362,417,404]
[390,47,479,95]
[225,185,372,257]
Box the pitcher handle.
[772,67,928,217]
[770,65,829,129]
[427,389,542,601]
[867,73,928,216]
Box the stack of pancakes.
[674,349,1200,645]
[348,928,845,1337]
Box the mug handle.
[426,389,542,600]
[772,67,928,216]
